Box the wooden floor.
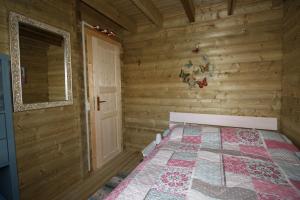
[53,150,142,200]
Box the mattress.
[105,124,300,200]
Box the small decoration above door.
[179,45,214,89]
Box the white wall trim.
[169,112,278,131]
[81,21,94,171]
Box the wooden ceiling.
[81,0,230,32]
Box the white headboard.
[170,112,278,131]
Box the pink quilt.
[106,125,300,200]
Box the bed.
[105,113,300,200]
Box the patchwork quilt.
[105,125,300,200]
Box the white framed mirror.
[9,12,73,112]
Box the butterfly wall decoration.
[179,47,214,89]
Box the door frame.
[85,27,123,170]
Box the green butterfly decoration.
[184,60,193,68]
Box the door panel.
[93,38,116,86]
[101,93,117,113]
[102,117,118,161]
[86,29,122,169]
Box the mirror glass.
[9,12,73,112]
[19,23,66,104]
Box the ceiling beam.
[180,0,195,23]
[130,0,162,27]
[227,0,235,16]
[81,0,136,32]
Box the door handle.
[96,96,106,111]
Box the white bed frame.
[142,112,277,157]
[169,112,278,131]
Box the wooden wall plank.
[122,0,283,150]
[0,1,84,199]
[81,0,137,32]
[130,0,162,27]
[281,0,300,147]
[79,2,123,36]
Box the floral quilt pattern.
[106,125,300,200]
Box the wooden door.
[86,29,122,170]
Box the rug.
[88,172,129,200]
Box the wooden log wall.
[122,0,283,150]
[19,36,49,104]
[0,0,139,199]
[281,0,300,147]
[0,0,83,199]
[0,0,295,199]
[79,1,124,36]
